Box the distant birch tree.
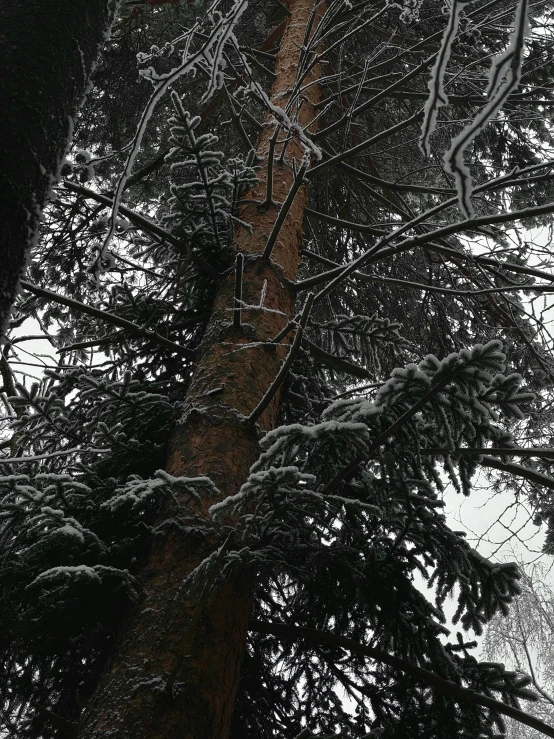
[482,564,554,739]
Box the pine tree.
[4,0,554,736]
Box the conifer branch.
[301,200,554,302]
[250,620,554,739]
[298,241,554,293]
[305,208,385,235]
[320,364,465,495]
[20,281,196,359]
[313,0,508,139]
[59,313,206,354]
[391,203,554,261]
[337,161,412,220]
[322,87,554,106]
[314,61,428,140]
[339,157,554,200]
[62,181,220,279]
[302,337,374,380]
[421,449,554,491]
[59,335,121,352]
[303,161,554,293]
[309,110,423,175]
[425,242,554,285]
[300,248,554,296]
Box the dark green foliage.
[3,0,554,734]
[0,372,183,734]
[208,342,533,737]
[308,314,407,375]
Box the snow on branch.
[202,0,249,102]
[420,0,529,218]
[421,0,530,217]
[420,0,467,157]
[445,0,530,216]
[93,0,249,281]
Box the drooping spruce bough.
[3,0,554,735]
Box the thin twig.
[20,281,196,360]
[249,294,314,424]
[233,253,244,329]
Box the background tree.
[482,563,554,739]
[0,0,119,336]
[3,0,554,736]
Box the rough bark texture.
[0,0,118,337]
[78,1,323,737]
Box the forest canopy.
[3,0,554,736]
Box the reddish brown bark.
[77,1,323,737]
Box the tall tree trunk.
[78,1,323,737]
[0,0,118,336]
